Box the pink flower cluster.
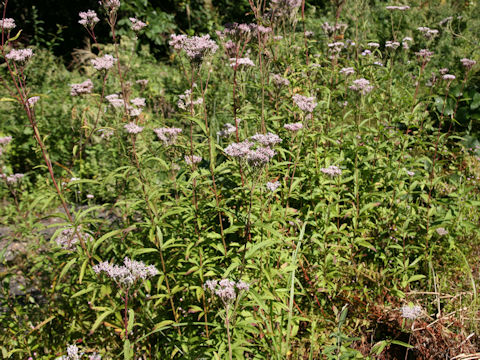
[106,94,124,108]
[154,127,182,146]
[129,17,147,31]
[177,87,203,110]
[5,48,34,62]
[91,55,116,71]
[71,79,94,96]
[340,67,355,76]
[78,10,99,27]
[321,22,348,36]
[55,227,93,251]
[349,78,374,95]
[204,279,249,302]
[436,227,448,236]
[124,122,143,134]
[401,304,422,320]
[271,73,290,86]
[1,18,16,30]
[367,42,380,48]
[385,5,410,10]
[229,57,255,68]
[442,74,455,81]
[169,34,218,61]
[131,97,146,107]
[1,173,24,184]
[100,0,121,11]
[0,136,13,146]
[250,132,282,147]
[415,49,433,59]
[93,257,159,286]
[224,138,277,168]
[417,27,439,39]
[185,155,202,166]
[217,123,237,138]
[460,58,476,69]
[284,122,303,132]
[266,181,281,192]
[269,0,302,21]
[293,94,317,113]
[320,165,342,177]
[27,96,40,107]
[385,41,400,49]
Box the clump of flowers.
[442,74,456,81]
[340,67,355,76]
[321,22,348,37]
[58,344,81,360]
[154,127,182,146]
[129,17,147,32]
[177,87,203,110]
[436,227,448,236]
[229,57,255,68]
[1,18,16,30]
[130,97,146,107]
[100,0,121,12]
[460,58,476,69]
[293,94,317,113]
[415,49,434,62]
[78,10,99,27]
[70,79,94,96]
[349,78,374,95]
[266,181,281,192]
[54,227,93,251]
[284,122,303,132]
[271,73,290,86]
[417,26,439,39]
[204,279,250,303]
[124,122,143,134]
[367,42,380,48]
[217,121,239,138]
[5,48,34,62]
[250,132,282,147]
[27,96,40,108]
[0,173,24,184]
[93,257,159,286]
[320,165,342,177]
[268,0,302,22]
[386,5,410,10]
[185,155,202,166]
[401,304,422,320]
[91,55,116,71]
[105,94,124,108]
[385,40,400,50]
[169,34,218,62]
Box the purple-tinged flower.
[349,78,374,95]
[229,57,255,68]
[257,25,272,35]
[250,132,282,146]
[89,353,102,360]
[320,165,342,177]
[124,122,143,134]
[1,173,24,184]
[204,278,249,303]
[304,30,314,37]
[105,94,124,108]
[66,344,81,360]
[417,27,438,39]
[439,16,453,26]
[246,146,276,167]
[386,5,410,10]
[273,35,283,40]
[78,10,99,27]
[0,136,12,145]
[129,17,147,32]
[129,107,142,117]
[5,48,34,62]
[177,87,203,110]
[327,42,344,53]
[97,129,114,139]
[339,67,355,76]
[321,22,348,36]
[70,79,94,96]
[406,170,415,176]
[415,49,433,60]
[86,194,94,199]
[268,0,302,21]
[169,34,218,61]
[266,181,281,192]
[439,68,449,75]
[402,37,412,42]
[460,58,476,69]
[442,74,455,81]
[131,97,146,107]
[361,49,372,56]
[436,227,448,236]
[367,42,380,48]
[1,18,16,30]
[93,257,159,286]
[91,55,116,71]
[401,304,422,320]
[284,122,303,132]
[374,61,384,66]
[385,41,400,49]
[224,140,254,158]
[136,79,149,86]
[217,123,237,138]
[185,155,202,165]
[54,227,93,251]
[27,96,40,108]
[271,73,290,86]
[99,0,121,11]
[293,94,317,113]
[154,127,182,146]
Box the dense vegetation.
[1,0,480,358]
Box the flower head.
[79,10,99,27]
[250,132,282,146]
[229,57,255,68]
[91,55,116,71]
[131,97,146,107]
[54,227,93,251]
[185,155,202,166]
[271,73,290,86]
[1,18,16,30]
[293,94,317,112]
[124,122,143,134]
[154,127,182,146]
[349,78,374,95]
[27,96,40,108]
[266,181,281,192]
[460,58,476,69]
[100,0,121,11]
[105,94,124,108]
[204,278,249,303]
[284,122,303,132]
[129,17,147,31]
[71,79,94,96]
[401,304,422,320]
[93,257,159,286]
[6,48,34,62]
[320,165,342,177]
[169,34,218,62]
[436,227,448,236]
[340,67,355,76]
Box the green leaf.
[471,92,480,110]
[90,309,114,334]
[127,309,134,333]
[124,339,133,360]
